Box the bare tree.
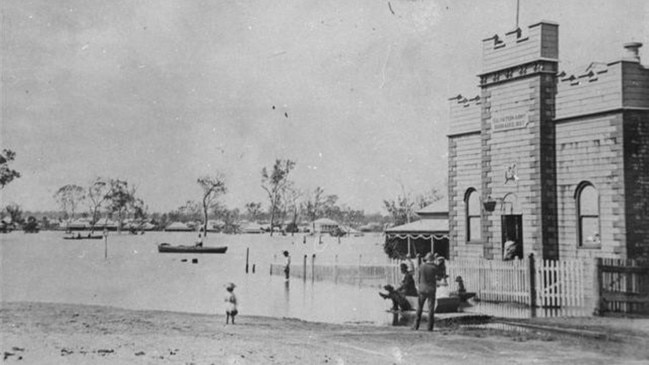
[283,183,301,234]
[54,184,86,222]
[197,174,227,237]
[261,159,295,236]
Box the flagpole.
[516,0,520,29]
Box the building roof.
[385,218,448,234]
[313,218,338,225]
[416,199,448,215]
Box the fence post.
[595,257,603,315]
[312,254,316,283]
[358,254,362,286]
[529,253,537,317]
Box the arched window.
[465,189,481,242]
[576,182,600,247]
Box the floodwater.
[0,231,590,325]
[0,231,395,325]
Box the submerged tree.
[0,149,21,189]
[87,177,110,232]
[105,179,138,232]
[303,186,325,224]
[244,202,263,222]
[197,174,227,237]
[261,159,295,236]
[54,184,86,222]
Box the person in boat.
[224,282,238,325]
[454,276,467,297]
[413,252,444,331]
[379,263,417,311]
[282,250,291,280]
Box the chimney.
[623,42,642,62]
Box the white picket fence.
[271,256,586,308]
[447,258,585,307]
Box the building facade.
[447,21,649,261]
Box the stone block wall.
[447,133,483,260]
[555,112,626,260]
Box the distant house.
[384,200,449,259]
[165,222,193,232]
[240,222,264,234]
[93,218,119,231]
[311,218,339,234]
[65,218,92,231]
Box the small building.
[311,218,339,234]
[447,21,649,261]
[384,200,450,259]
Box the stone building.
[447,21,649,261]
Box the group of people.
[379,252,447,331]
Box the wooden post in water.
[245,247,250,273]
[334,255,338,284]
[528,253,537,317]
[103,228,108,260]
[303,254,307,281]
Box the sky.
[1,0,647,214]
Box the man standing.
[413,252,442,331]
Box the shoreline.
[2,301,648,364]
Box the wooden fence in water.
[597,258,649,315]
[270,255,587,309]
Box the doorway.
[502,215,523,260]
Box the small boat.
[157,243,228,254]
[64,233,103,240]
[458,292,476,302]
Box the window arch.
[465,188,481,242]
[575,182,600,247]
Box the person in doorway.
[413,252,442,331]
[224,282,238,324]
[503,239,518,260]
[379,263,417,311]
[282,250,291,280]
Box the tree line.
[1,150,444,233]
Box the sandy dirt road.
[2,302,648,364]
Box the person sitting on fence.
[379,263,417,311]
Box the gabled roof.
[416,199,448,215]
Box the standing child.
[282,250,291,280]
[224,283,238,324]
